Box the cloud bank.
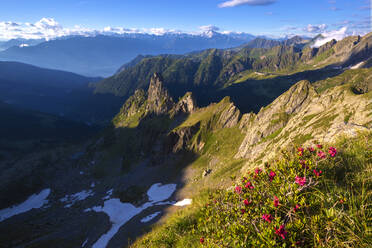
[312,27,349,47]
[0,18,186,40]
[218,0,276,8]
[305,24,328,33]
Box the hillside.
[0,100,99,163]
[0,63,370,247]
[0,61,123,123]
[0,33,255,77]
[93,34,371,114]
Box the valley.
[0,25,371,248]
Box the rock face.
[352,80,372,94]
[165,123,201,153]
[146,73,175,115]
[172,92,196,115]
[235,79,371,171]
[217,101,241,128]
[114,73,197,128]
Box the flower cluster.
[295,176,306,186]
[275,225,288,239]
[262,214,273,223]
[269,171,276,182]
[199,144,339,247]
[273,196,279,207]
[328,147,337,157]
[245,181,254,189]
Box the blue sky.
[0,0,370,40]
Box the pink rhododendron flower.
[316,144,323,149]
[273,196,279,207]
[293,204,301,212]
[235,186,242,194]
[308,147,315,152]
[317,151,326,159]
[328,147,337,157]
[313,169,322,177]
[262,214,273,223]
[275,225,288,239]
[297,147,304,156]
[243,199,251,206]
[295,176,306,186]
[269,171,276,182]
[255,168,262,175]
[245,181,254,189]
[200,237,204,244]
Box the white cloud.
[305,24,328,33]
[219,0,276,8]
[199,25,220,32]
[312,26,349,47]
[0,18,185,40]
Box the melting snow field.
[88,183,180,248]
[140,211,161,223]
[0,189,51,222]
[102,189,113,200]
[60,190,94,208]
[350,61,365,69]
[174,198,192,206]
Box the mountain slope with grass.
[0,61,124,123]
[93,33,370,100]
[0,34,371,248]
[120,67,371,247]
[0,33,255,77]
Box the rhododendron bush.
[131,133,370,248]
[197,144,365,247]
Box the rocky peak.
[146,73,175,115]
[217,99,241,128]
[318,39,337,54]
[236,80,317,159]
[172,92,196,115]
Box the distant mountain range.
[0,32,256,77]
[0,38,45,51]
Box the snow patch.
[174,199,192,206]
[81,238,88,247]
[140,211,161,223]
[147,183,177,202]
[88,183,177,248]
[60,190,94,208]
[102,189,113,200]
[0,189,51,222]
[350,61,365,69]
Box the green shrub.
[131,132,371,248]
[197,134,371,247]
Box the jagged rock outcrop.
[165,122,201,153]
[217,101,241,128]
[318,39,337,54]
[146,73,175,115]
[172,92,196,115]
[235,81,315,158]
[235,79,371,171]
[114,73,198,128]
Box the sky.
[0,0,370,40]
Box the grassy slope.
[131,132,371,248]
[127,68,371,247]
